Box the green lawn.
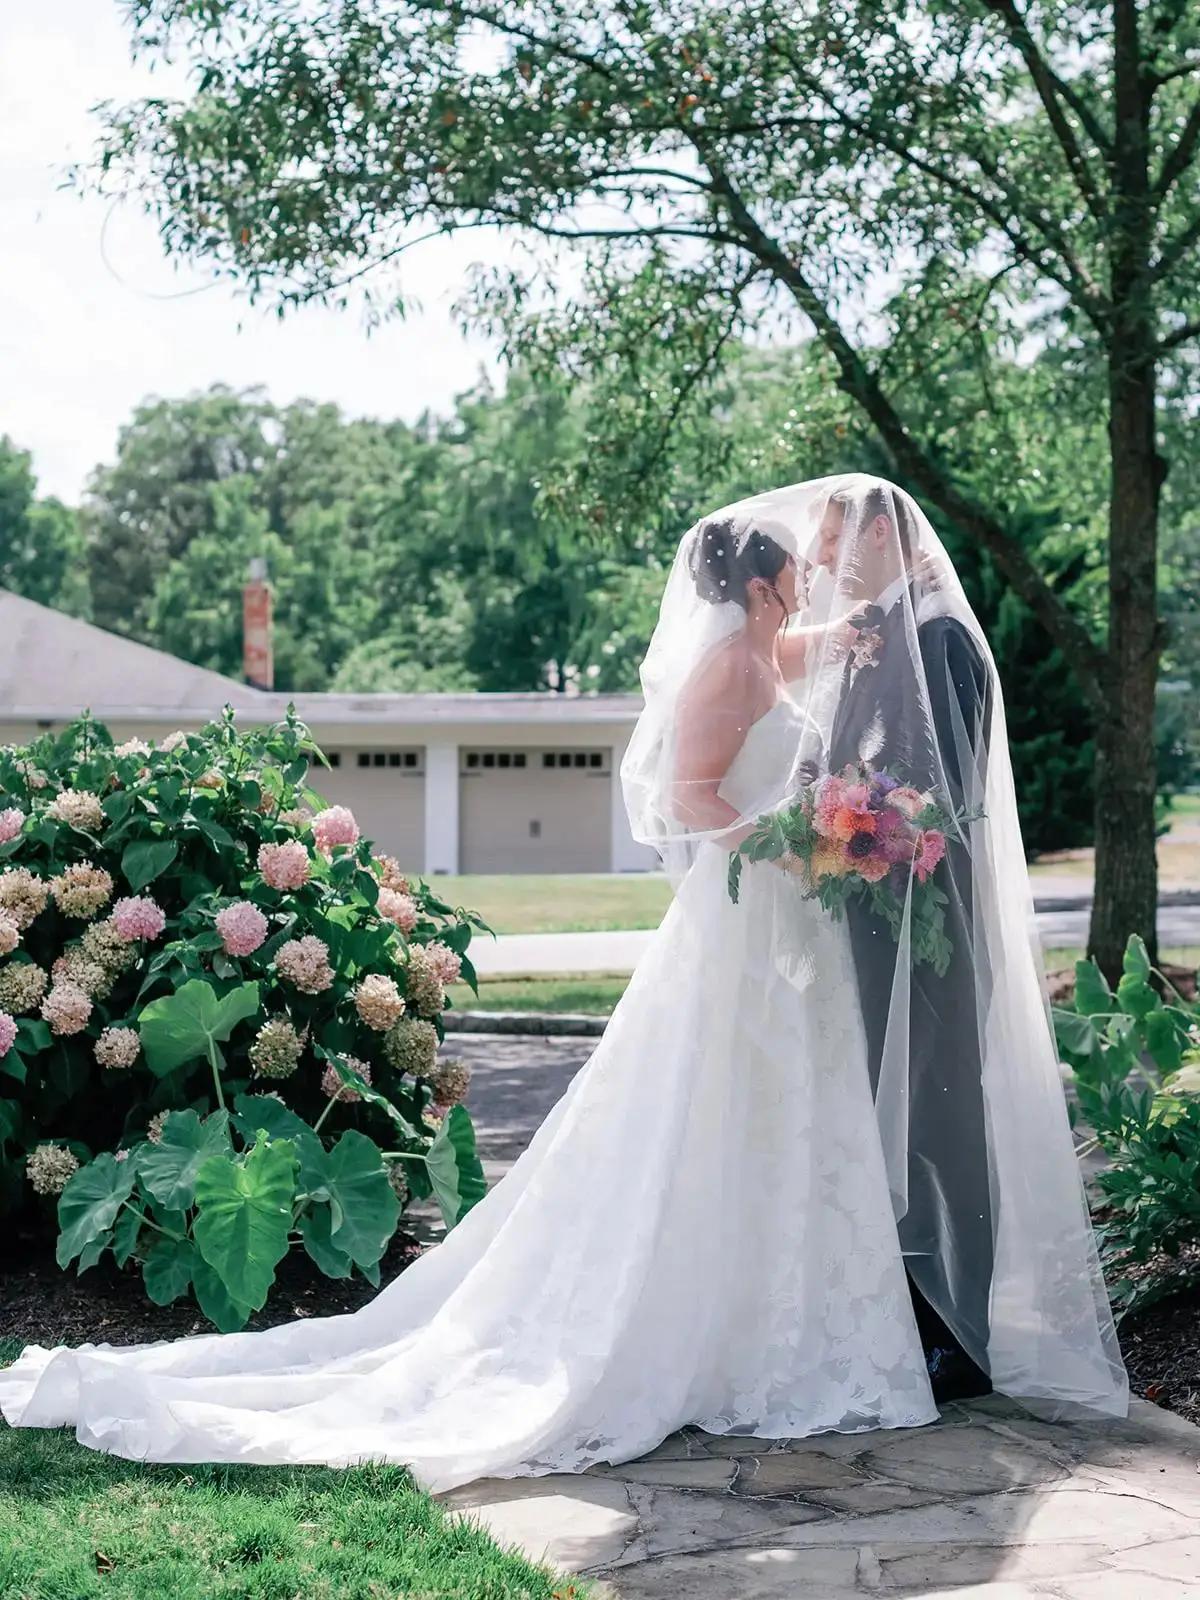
[430,873,672,935]
[449,975,631,1014]
[0,1341,580,1600]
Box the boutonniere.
[850,628,883,672]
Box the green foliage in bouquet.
[0,711,487,1328]
[1054,935,1200,1312]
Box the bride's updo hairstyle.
[690,517,788,609]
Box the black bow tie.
[852,603,886,629]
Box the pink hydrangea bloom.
[112,895,167,943]
[321,1055,372,1102]
[0,914,19,957]
[312,805,359,855]
[377,886,418,934]
[0,1011,15,1057]
[275,934,333,993]
[422,940,462,986]
[215,900,269,957]
[41,981,92,1036]
[257,840,311,891]
[0,808,24,845]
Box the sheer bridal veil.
[622,473,1127,1420]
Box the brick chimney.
[243,556,274,690]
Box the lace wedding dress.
[0,700,937,1491]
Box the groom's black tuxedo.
[828,587,995,1365]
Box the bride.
[0,475,1127,1492]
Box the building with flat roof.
[0,589,654,875]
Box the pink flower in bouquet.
[112,895,167,943]
[813,774,849,839]
[0,915,19,957]
[0,807,24,844]
[422,939,462,986]
[215,900,268,957]
[378,886,418,934]
[275,934,333,993]
[886,786,926,821]
[857,853,892,884]
[257,840,311,892]
[0,1011,16,1057]
[914,828,946,882]
[312,805,359,855]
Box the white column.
[609,732,655,872]
[423,740,460,875]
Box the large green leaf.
[298,1204,354,1279]
[232,1093,326,1191]
[1116,972,1158,1021]
[192,1256,253,1333]
[137,1109,232,1210]
[192,1134,296,1311]
[143,1237,196,1305]
[139,979,261,1076]
[121,837,179,892]
[1123,934,1153,982]
[1144,1009,1185,1075]
[1073,959,1114,1017]
[56,1153,138,1268]
[424,1106,487,1229]
[323,1130,399,1271]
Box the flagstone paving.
[443,1393,1200,1597]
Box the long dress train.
[0,703,937,1492]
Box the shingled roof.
[0,589,263,718]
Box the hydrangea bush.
[0,711,486,1330]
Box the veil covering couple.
[0,474,1127,1492]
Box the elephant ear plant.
[1054,935,1200,1313]
[0,710,487,1330]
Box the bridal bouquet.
[727,765,982,976]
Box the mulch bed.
[3,1226,1198,1432]
[0,1226,422,1350]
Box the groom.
[816,483,995,1403]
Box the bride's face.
[754,555,806,616]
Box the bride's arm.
[671,651,761,846]
[778,613,860,681]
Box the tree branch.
[1155,99,1200,196]
[1157,315,1200,353]
[1153,209,1200,280]
[979,0,1110,221]
[704,158,1108,700]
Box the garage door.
[308,748,426,871]
[459,747,612,874]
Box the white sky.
[0,1,503,504]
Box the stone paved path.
[444,1393,1200,1597]
[441,1037,1200,1595]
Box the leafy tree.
[0,438,88,614]
[91,0,1200,972]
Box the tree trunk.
[1088,0,1162,979]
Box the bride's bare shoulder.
[678,637,765,721]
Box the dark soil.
[1119,1283,1200,1426]
[0,1227,422,1350]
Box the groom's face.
[814,504,892,596]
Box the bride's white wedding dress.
[0,700,937,1492]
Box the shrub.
[1054,935,1200,1311]
[0,711,486,1328]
